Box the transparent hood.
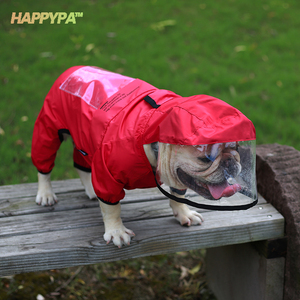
[155,140,257,210]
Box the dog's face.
[157,142,242,200]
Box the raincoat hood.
[144,94,255,146]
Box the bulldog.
[32,66,255,248]
[155,142,242,200]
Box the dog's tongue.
[208,182,242,199]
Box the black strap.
[155,177,258,211]
[170,187,187,196]
[144,95,160,108]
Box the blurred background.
[0,0,299,299]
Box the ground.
[0,250,216,300]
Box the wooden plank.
[0,181,176,217]
[0,202,284,276]
[0,191,175,218]
[0,179,82,200]
[0,179,172,201]
[0,179,267,217]
[0,191,99,218]
[0,192,270,238]
[0,187,167,217]
[0,200,174,238]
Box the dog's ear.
[158,143,186,190]
[157,143,172,179]
[143,143,157,168]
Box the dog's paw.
[36,190,58,206]
[36,172,57,206]
[170,201,204,226]
[176,209,204,226]
[103,225,135,248]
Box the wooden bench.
[0,179,285,300]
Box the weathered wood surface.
[0,179,284,276]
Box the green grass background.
[1,0,300,186]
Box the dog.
[32,66,255,248]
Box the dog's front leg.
[36,172,57,206]
[169,198,204,226]
[99,201,135,248]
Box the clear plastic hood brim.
[155,140,257,208]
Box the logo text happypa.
[11,12,83,24]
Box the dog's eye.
[198,157,212,163]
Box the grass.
[0,0,300,298]
[1,0,300,185]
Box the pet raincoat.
[32,66,256,208]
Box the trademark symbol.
[75,12,83,18]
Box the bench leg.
[206,243,285,300]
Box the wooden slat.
[0,200,175,238]
[0,187,166,218]
[0,181,175,217]
[0,179,173,201]
[0,194,273,238]
[0,179,82,200]
[0,180,268,218]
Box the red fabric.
[32,66,255,203]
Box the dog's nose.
[221,154,239,176]
[222,155,233,168]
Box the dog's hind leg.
[73,145,97,199]
[76,168,97,199]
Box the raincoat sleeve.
[91,145,125,204]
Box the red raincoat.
[32,66,255,204]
